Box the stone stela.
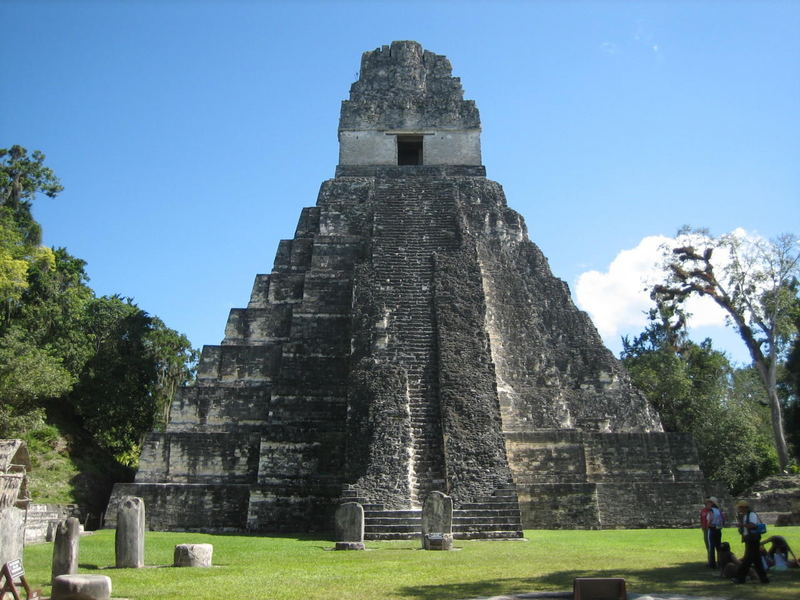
[107,41,706,538]
[421,491,453,550]
[115,496,145,568]
[51,517,81,583]
[334,502,365,551]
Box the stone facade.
[109,41,705,535]
[737,475,800,525]
[0,440,31,565]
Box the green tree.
[713,367,781,490]
[0,146,75,435]
[0,326,74,437]
[69,296,196,465]
[622,310,778,493]
[147,316,198,429]
[652,227,800,469]
[1,145,63,245]
[12,247,95,375]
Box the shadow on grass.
[396,562,798,599]
[179,530,331,543]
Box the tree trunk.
[753,355,790,470]
[731,314,790,470]
[767,385,790,470]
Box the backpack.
[747,511,767,535]
[709,507,724,528]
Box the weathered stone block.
[173,543,213,567]
[51,574,111,600]
[334,541,365,550]
[423,533,454,551]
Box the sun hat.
[708,496,719,505]
[735,499,751,508]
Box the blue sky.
[3,0,798,364]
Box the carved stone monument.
[334,502,365,550]
[421,491,453,550]
[109,41,706,538]
[51,517,81,581]
[115,496,145,568]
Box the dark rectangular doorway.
[397,135,423,165]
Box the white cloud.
[575,234,727,339]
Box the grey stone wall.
[345,359,412,509]
[134,432,260,483]
[434,243,513,504]
[458,178,662,433]
[24,504,81,544]
[106,483,250,531]
[507,431,703,528]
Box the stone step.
[455,509,522,518]
[364,532,418,540]
[454,522,524,531]
[367,517,422,526]
[453,516,522,526]
[453,530,524,540]
[363,510,420,518]
[363,528,524,541]
[365,523,420,533]
[491,487,518,496]
[460,501,521,510]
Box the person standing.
[700,498,712,564]
[732,499,769,584]
[706,497,724,568]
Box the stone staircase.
[341,485,524,540]
[453,487,524,539]
[371,179,459,506]
[338,177,524,541]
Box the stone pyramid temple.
[109,41,705,538]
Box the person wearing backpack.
[732,499,769,584]
[705,497,724,568]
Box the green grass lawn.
[21,527,800,599]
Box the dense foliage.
[1,145,196,507]
[622,308,788,493]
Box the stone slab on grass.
[51,574,111,600]
[173,543,213,567]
